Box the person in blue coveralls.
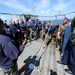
[3,20,13,39]
[10,20,16,38]
[57,18,71,63]
[10,20,22,48]
[57,18,74,74]
[0,18,28,75]
[43,21,56,48]
[65,17,75,75]
[36,19,42,39]
[26,20,31,39]
[20,19,26,40]
[15,20,22,48]
[61,23,72,65]
[24,21,31,40]
[20,19,26,31]
[29,19,38,40]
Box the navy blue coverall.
[61,25,72,64]
[0,34,25,69]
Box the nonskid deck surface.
[18,39,73,75]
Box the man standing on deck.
[3,20,13,40]
[36,19,42,39]
[20,19,26,40]
[15,20,22,48]
[57,18,72,65]
[65,17,75,75]
[57,23,65,51]
[0,19,28,75]
[10,20,22,48]
[24,20,31,40]
[29,19,38,40]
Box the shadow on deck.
[18,55,41,75]
[50,70,57,75]
[17,40,72,75]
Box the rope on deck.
[46,45,52,75]
[24,43,48,75]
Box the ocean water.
[42,19,72,25]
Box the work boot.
[65,69,72,74]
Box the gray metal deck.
[18,40,73,75]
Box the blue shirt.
[10,24,21,37]
[0,34,25,69]
[20,22,26,31]
[25,23,30,31]
[4,28,11,35]
[3,28,13,39]
[61,25,72,54]
[46,25,56,35]
[30,22,37,31]
[37,22,42,30]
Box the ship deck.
[18,39,73,75]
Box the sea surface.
[42,19,72,25]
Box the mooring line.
[39,45,49,75]
[46,45,52,75]
[53,45,57,73]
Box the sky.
[0,0,75,20]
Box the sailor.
[57,18,72,65]
[0,19,28,75]
[20,19,26,40]
[3,19,12,39]
[54,23,59,50]
[56,23,65,51]
[36,19,42,39]
[24,21,31,40]
[10,20,21,48]
[65,17,75,75]
[10,20,16,38]
[3,20,13,39]
[29,19,38,40]
[20,19,26,31]
[40,21,46,40]
[43,21,56,48]
[3,19,7,26]
[27,20,31,38]
[15,20,22,48]
[57,18,71,52]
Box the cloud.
[37,0,50,10]
[73,0,75,2]
[34,0,51,15]
[53,0,69,12]
[27,0,32,2]
[40,9,51,15]
[0,0,74,20]
[0,0,31,13]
